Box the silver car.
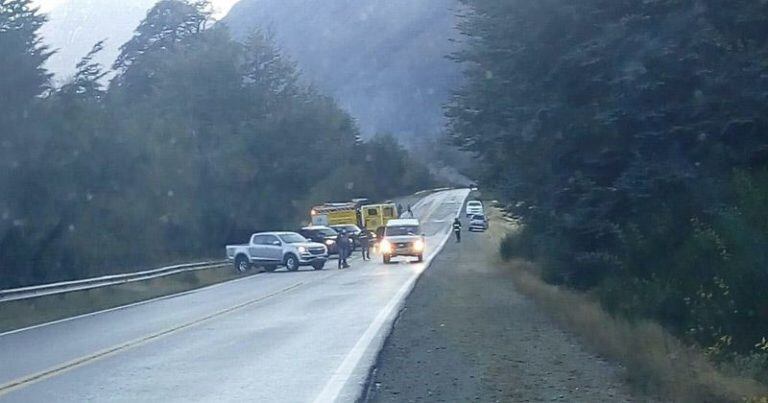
[226,232,328,272]
[468,214,489,231]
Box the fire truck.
[310,201,398,233]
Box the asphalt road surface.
[0,189,470,403]
[365,208,642,402]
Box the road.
[365,208,641,402]
[0,189,469,403]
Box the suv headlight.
[325,239,335,245]
[413,239,425,251]
[380,240,392,253]
[298,246,307,253]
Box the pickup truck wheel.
[383,254,391,264]
[416,254,423,263]
[235,256,250,273]
[312,262,325,270]
[285,254,299,271]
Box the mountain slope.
[39,0,159,80]
[37,0,237,80]
[224,0,463,140]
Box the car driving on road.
[380,218,425,264]
[465,200,484,217]
[468,213,489,231]
[226,232,328,273]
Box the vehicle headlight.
[298,246,307,253]
[413,239,425,251]
[325,239,335,245]
[380,240,392,253]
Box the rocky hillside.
[224,0,463,140]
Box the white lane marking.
[0,269,276,337]
[313,189,470,403]
[1,191,446,338]
[0,282,306,396]
[0,266,345,338]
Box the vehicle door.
[261,234,284,262]
[382,205,396,223]
[363,206,381,230]
[249,235,268,262]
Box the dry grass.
[0,264,255,333]
[488,209,767,402]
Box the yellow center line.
[0,282,305,397]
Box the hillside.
[224,0,463,140]
[39,0,158,80]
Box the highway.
[0,189,469,403]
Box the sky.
[33,0,240,18]
[31,0,241,79]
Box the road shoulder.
[364,211,642,402]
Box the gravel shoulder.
[363,211,644,402]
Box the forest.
[448,0,768,379]
[0,0,434,288]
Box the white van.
[466,200,483,217]
[379,219,425,264]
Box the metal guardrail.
[0,260,229,303]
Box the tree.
[449,0,768,356]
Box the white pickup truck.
[226,232,328,273]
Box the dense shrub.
[451,0,768,368]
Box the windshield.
[472,215,485,220]
[332,225,360,232]
[315,228,338,237]
[386,225,420,236]
[279,233,308,244]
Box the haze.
[33,0,239,80]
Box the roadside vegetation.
[0,0,435,289]
[0,263,241,333]
[448,0,768,399]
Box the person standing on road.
[338,230,351,269]
[452,217,462,243]
[359,226,371,261]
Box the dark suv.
[299,226,341,255]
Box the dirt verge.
[363,207,646,402]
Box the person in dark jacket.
[337,230,351,269]
[452,217,462,243]
[359,226,371,261]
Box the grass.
[487,209,768,403]
[0,263,256,333]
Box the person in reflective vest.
[452,218,462,243]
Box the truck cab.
[361,203,399,234]
[379,218,425,264]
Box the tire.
[263,265,278,273]
[383,254,391,264]
[234,255,251,273]
[284,254,300,272]
[312,262,325,270]
[417,254,423,263]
